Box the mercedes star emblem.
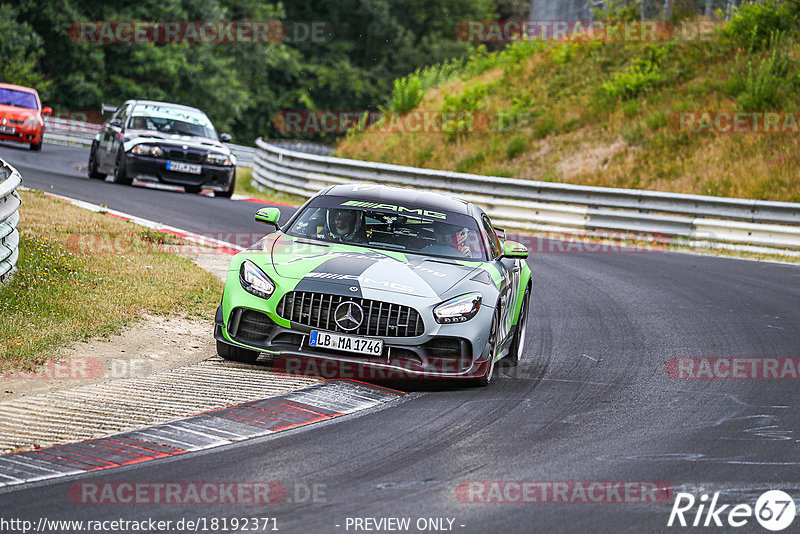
[334,301,364,331]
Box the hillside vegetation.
[336,1,800,202]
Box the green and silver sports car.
[214,184,532,385]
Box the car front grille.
[165,149,204,163]
[277,291,424,338]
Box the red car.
[0,83,52,151]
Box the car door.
[98,103,129,170]
[481,213,521,348]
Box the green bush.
[724,0,799,50]
[385,76,424,113]
[384,58,469,113]
[505,136,528,159]
[602,45,674,100]
[592,0,641,21]
[736,46,793,111]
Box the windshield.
[0,88,38,110]
[129,104,217,139]
[286,196,487,260]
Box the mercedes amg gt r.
[215,184,532,385]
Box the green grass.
[0,191,222,372]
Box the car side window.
[112,104,130,127]
[482,215,502,259]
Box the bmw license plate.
[166,161,202,174]
[309,330,383,356]
[0,125,15,134]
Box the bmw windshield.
[129,103,218,139]
[285,196,488,261]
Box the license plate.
[308,330,383,356]
[0,125,15,134]
[166,161,202,174]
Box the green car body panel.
[215,184,532,381]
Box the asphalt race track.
[2,141,800,533]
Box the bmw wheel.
[216,175,236,198]
[88,143,106,179]
[112,150,132,185]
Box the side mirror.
[109,118,122,128]
[500,240,528,259]
[220,133,232,143]
[254,207,281,229]
[42,107,53,116]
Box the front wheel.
[88,144,106,179]
[112,150,132,185]
[216,174,235,198]
[472,309,499,387]
[505,288,530,367]
[29,140,42,151]
[216,340,260,363]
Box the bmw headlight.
[433,293,482,324]
[239,260,275,299]
[206,152,232,166]
[131,144,164,157]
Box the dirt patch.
[0,314,215,402]
[557,137,629,180]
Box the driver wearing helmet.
[326,208,366,243]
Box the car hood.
[265,234,483,299]
[0,105,39,122]
[124,130,230,154]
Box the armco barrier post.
[0,158,22,284]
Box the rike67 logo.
[668,490,796,531]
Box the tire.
[184,184,203,194]
[216,339,260,363]
[29,140,42,151]
[473,309,500,387]
[87,144,106,179]
[216,175,235,198]
[505,288,530,367]
[112,150,132,185]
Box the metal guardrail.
[42,117,256,167]
[0,158,22,284]
[251,138,800,250]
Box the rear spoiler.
[101,103,118,120]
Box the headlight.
[23,115,39,128]
[433,293,482,324]
[239,260,275,299]
[131,144,163,157]
[206,152,231,166]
